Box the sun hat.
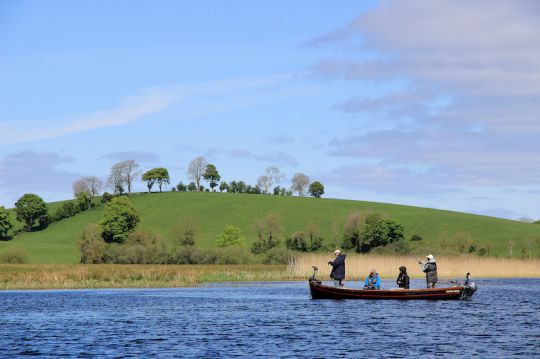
[334,249,341,254]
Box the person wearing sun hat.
[420,254,438,288]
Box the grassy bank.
[1,192,539,263]
[0,264,302,290]
[290,254,540,279]
[2,254,540,290]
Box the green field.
[1,192,539,263]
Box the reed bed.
[0,264,302,290]
[288,254,540,279]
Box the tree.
[78,224,108,264]
[203,164,221,191]
[216,225,245,247]
[257,166,284,194]
[187,156,208,191]
[73,176,103,202]
[219,181,229,192]
[100,196,140,243]
[141,169,157,192]
[291,173,310,196]
[286,231,307,252]
[187,182,197,192]
[251,214,283,254]
[176,182,187,191]
[341,212,365,251]
[0,206,14,240]
[154,168,170,192]
[358,218,405,253]
[309,181,325,198]
[108,160,140,195]
[15,193,48,231]
[305,223,323,251]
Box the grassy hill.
[1,192,539,263]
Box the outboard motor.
[463,272,477,298]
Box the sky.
[1,0,539,220]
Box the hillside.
[1,192,539,263]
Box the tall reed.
[288,254,540,279]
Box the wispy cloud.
[0,74,293,146]
[100,151,161,164]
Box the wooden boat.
[308,267,477,300]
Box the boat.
[308,266,477,300]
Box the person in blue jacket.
[364,269,381,290]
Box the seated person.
[396,266,410,289]
[364,269,381,290]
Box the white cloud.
[0,74,293,146]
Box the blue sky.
[1,0,539,220]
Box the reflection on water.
[0,279,538,358]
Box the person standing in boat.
[328,249,346,287]
[420,254,438,288]
[396,266,410,289]
[364,269,381,290]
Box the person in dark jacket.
[328,249,346,287]
[420,254,438,288]
[364,269,381,290]
[396,266,410,289]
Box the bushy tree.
[203,164,221,191]
[100,196,140,243]
[142,170,157,192]
[101,192,113,203]
[216,225,245,247]
[251,214,283,254]
[291,173,310,196]
[78,224,108,264]
[176,182,187,191]
[0,206,14,240]
[187,182,197,192]
[309,181,325,198]
[341,212,365,251]
[305,223,323,251]
[54,201,80,221]
[358,218,405,253]
[142,167,170,192]
[219,181,229,192]
[15,193,48,231]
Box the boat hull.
[309,279,466,300]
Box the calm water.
[1,278,539,358]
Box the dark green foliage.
[78,224,109,264]
[286,231,307,251]
[468,244,477,253]
[173,217,198,247]
[478,247,489,256]
[219,181,229,192]
[15,193,48,231]
[0,206,14,241]
[358,218,405,252]
[273,186,286,196]
[216,225,245,247]
[410,234,423,241]
[203,164,221,191]
[261,248,293,264]
[100,196,141,243]
[54,201,80,221]
[533,220,540,225]
[247,185,261,194]
[101,192,113,203]
[75,191,92,211]
[176,182,187,191]
[251,214,282,254]
[187,182,197,191]
[309,181,325,198]
[305,223,323,251]
[142,168,170,192]
[229,181,247,193]
[0,247,28,263]
[341,212,363,251]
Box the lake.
[1,278,538,358]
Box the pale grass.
[288,254,540,279]
[0,264,303,290]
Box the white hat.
[426,254,434,261]
[334,249,341,254]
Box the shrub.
[100,196,140,243]
[176,182,187,191]
[79,224,109,264]
[308,181,325,198]
[108,230,168,264]
[101,192,113,203]
[251,214,283,254]
[216,225,245,247]
[410,234,423,241]
[286,231,307,251]
[341,212,365,251]
[0,248,29,263]
[261,248,294,264]
[173,217,198,247]
[54,201,81,221]
[305,223,323,252]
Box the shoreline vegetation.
[1,255,539,290]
